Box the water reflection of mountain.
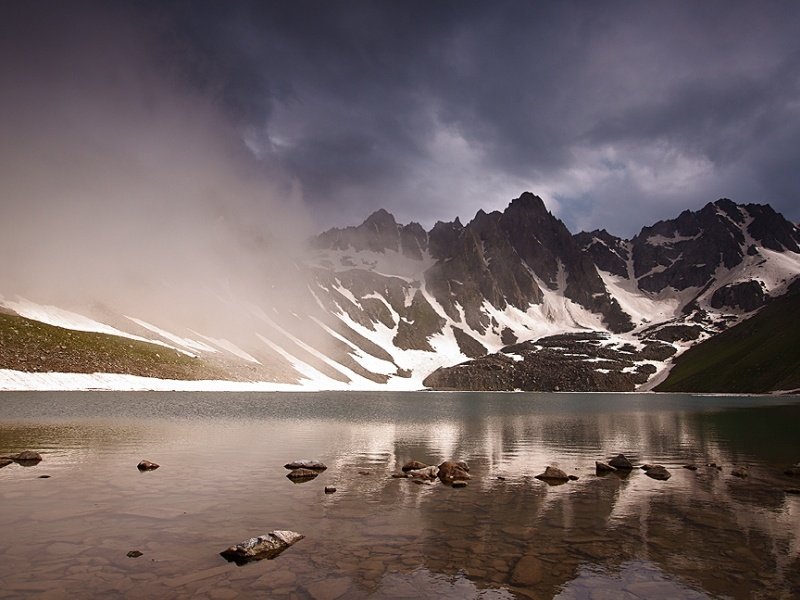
[1,392,798,598]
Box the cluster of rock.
[392,459,471,487]
[0,450,42,467]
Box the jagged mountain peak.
[362,208,398,231]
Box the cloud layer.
[3,1,800,241]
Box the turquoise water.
[1,391,799,599]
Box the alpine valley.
[2,192,799,393]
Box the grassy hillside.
[0,310,227,381]
[655,286,800,393]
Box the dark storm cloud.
[4,0,800,238]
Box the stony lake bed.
[1,391,799,599]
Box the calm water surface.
[1,391,799,599]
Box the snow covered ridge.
[1,195,799,392]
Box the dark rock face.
[630,199,800,294]
[574,229,630,278]
[314,208,430,261]
[393,291,445,351]
[423,333,653,392]
[451,326,487,358]
[423,193,633,334]
[646,325,703,343]
[710,280,767,312]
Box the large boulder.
[437,461,471,484]
[220,531,304,565]
[608,454,634,470]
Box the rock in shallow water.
[401,460,428,472]
[284,460,327,471]
[437,461,471,483]
[535,466,570,482]
[0,458,12,468]
[220,531,304,565]
[286,468,319,481]
[137,460,160,471]
[608,454,633,470]
[595,461,616,474]
[127,550,143,558]
[644,465,671,480]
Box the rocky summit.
[2,193,799,393]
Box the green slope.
[0,310,226,380]
[655,286,800,393]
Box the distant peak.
[507,192,548,214]
[362,208,398,229]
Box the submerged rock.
[286,468,319,481]
[437,461,471,483]
[608,454,634,470]
[644,465,671,480]
[401,460,428,472]
[284,460,327,471]
[126,550,143,558]
[534,466,570,482]
[510,555,543,586]
[683,464,698,471]
[452,481,468,488]
[595,461,616,474]
[732,466,749,479]
[784,463,800,476]
[137,460,160,471]
[220,531,304,565]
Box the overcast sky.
[3,1,800,238]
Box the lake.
[1,391,799,599]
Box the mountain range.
[2,192,799,392]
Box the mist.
[0,4,315,345]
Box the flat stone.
[284,460,327,471]
[452,481,468,488]
[126,550,143,558]
[683,464,698,471]
[220,530,304,565]
[137,460,159,471]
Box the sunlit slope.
[655,284,800,393]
